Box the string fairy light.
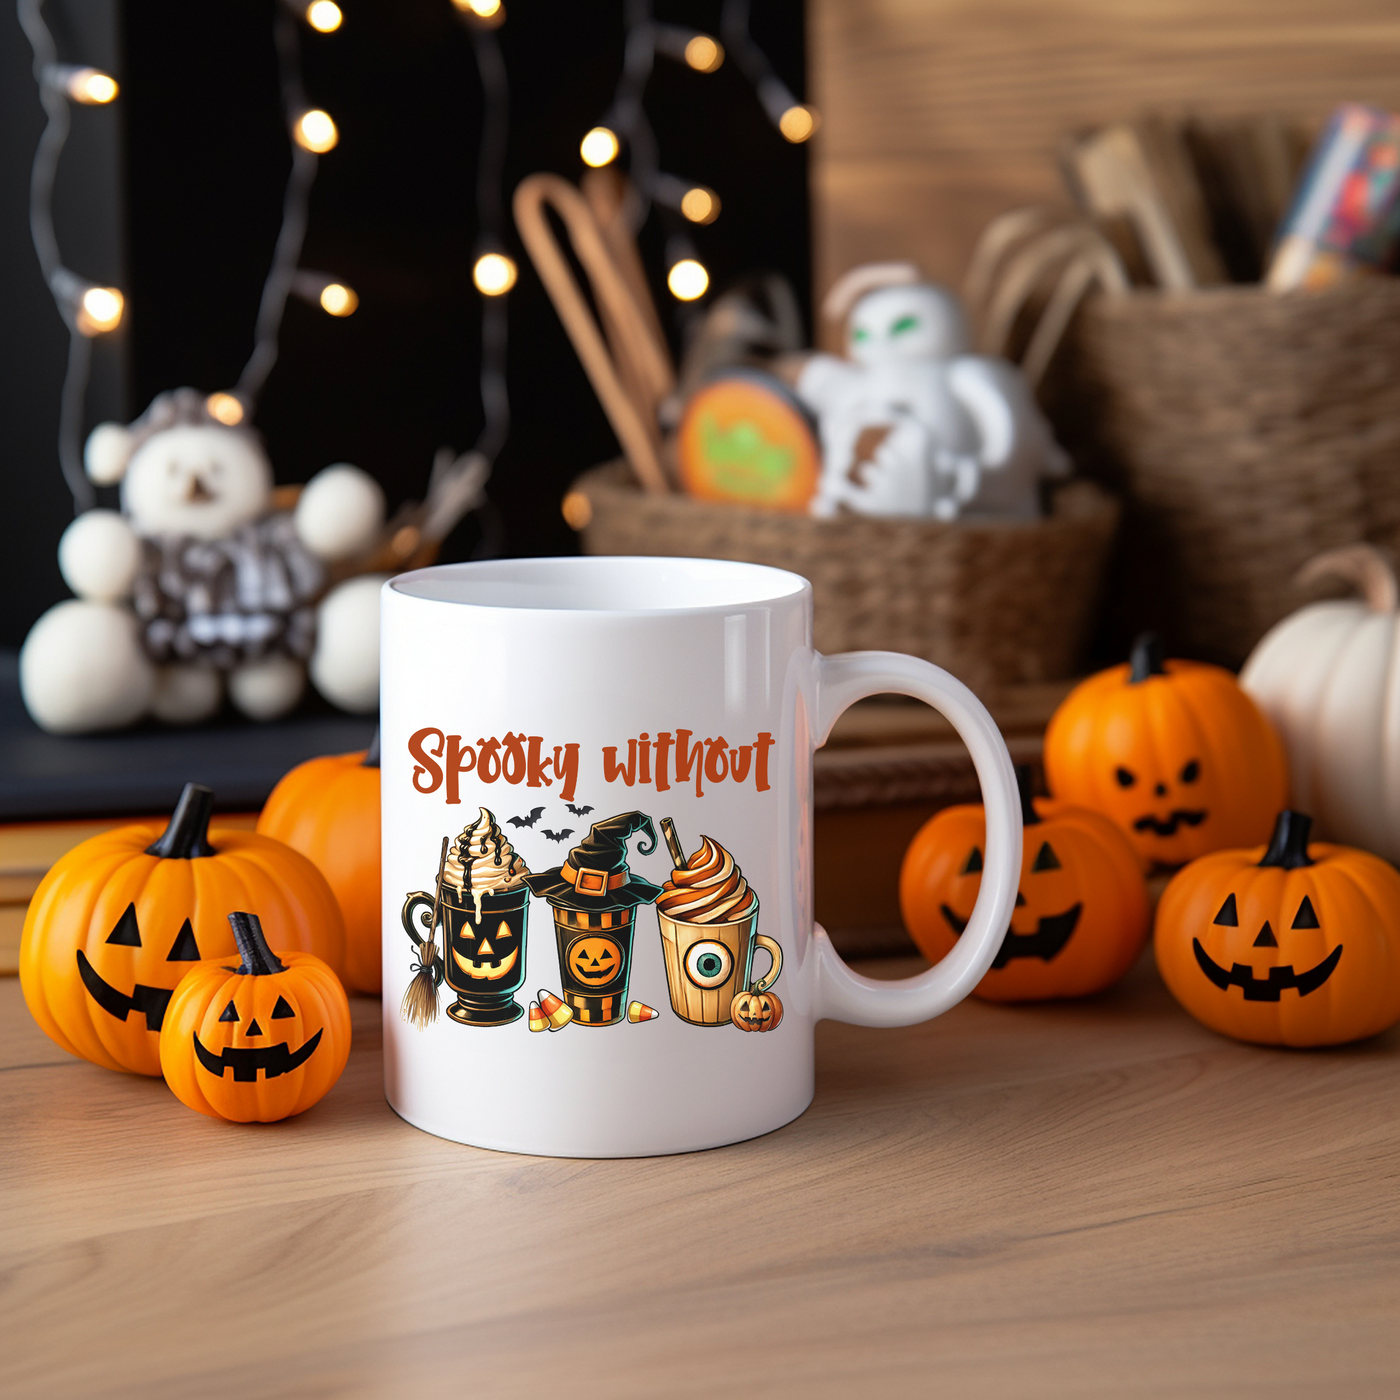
[18,0,128,512]
[413,0,519,561]
[230,3,350,408]
[586,0,818,302]
[20,0,358,511]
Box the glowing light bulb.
[561,491,593,531]
[66,67,119,104]
[580,126,620,168]
[294,109,339,153]
[452,0,504,21]
[205,392,245,426]
[684,35,723,73]
[319,282,359,316]
[305,1,343,32]
[473,253,517,296]
[667,259,709,302]
[680,186,720,225]
[778,104,819,143]
[76,286,124,335]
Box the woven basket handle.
[809,651,1021,1027]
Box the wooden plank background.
[809,0,1400,302]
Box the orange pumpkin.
[20,783,346,1076]
[161,911,351,1120]
[257,735,381,993]
[1043,633,1287,868]
[900,767,1151,1001]
[731,988,783,1031]
[1155,810,1400,1046]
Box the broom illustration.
[401,835,450,1030]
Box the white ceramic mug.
[380,556,1020,1157]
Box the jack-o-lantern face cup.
[1043,633,1288,868]
[403,884,530,1027]
[1155,810,1400,1047]
[20,783,346,1076]
[160,911,351,1122]
[900,767,1151,1002]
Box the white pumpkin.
[1240,544,1400,862]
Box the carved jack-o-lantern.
[568,934,624,984]
[160,911,351,1121]
[730,988,783,1032]
[452,917,523,981]
[1044,634,1287,868]
[20,783,346,1075]
[1156,810,1400,1046]
[901,767,1151,1001]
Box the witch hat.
[524,811,662,912]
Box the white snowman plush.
[20,388,387,734]
[796,262,1069,521]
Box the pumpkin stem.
[1015,765,1041,827]
[362,727,380,769]
[1129,632,1167,683]
[1296,544,1399,614]
[146,783,216,859]
[228,912,286,975]
[1258,810,1315,869]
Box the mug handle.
[811,651,1021,1027]
[748,934,783,994]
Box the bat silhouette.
[566,803,594,817]
[507,808,545,829]
[542,828,574,842]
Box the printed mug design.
[399,808,783,1034]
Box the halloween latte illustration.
[525,812,661,1026]
[402,808,532,1026]
[656,818,782,1027]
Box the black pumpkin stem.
[362,727,381,769]
[1129,632,1167,683]
[1015,765,1041,827]
[146,783,216,859]
[228,912,286,976]
[1258,810,1315,869]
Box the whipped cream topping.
[442,807,529,921]
[656,835,758,924]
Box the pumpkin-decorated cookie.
[258,734,381,994]
[900,767,1150,1001]
[1043,632,1288,868]
[1155,810,1400,1047]
[676,371,820,511]
[20,783,346,1075]
[161,911,351,1120]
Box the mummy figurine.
[795,263,1069,521]
[20,388,387,733]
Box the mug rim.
[386,555,812,617]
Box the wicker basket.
[570,462,1119,690]
[1045,278,1400,666]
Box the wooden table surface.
[4,954,1398,1399]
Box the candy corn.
[539,989,574,1031]
[627,1001,659,1023]
[528,1000,549,1033]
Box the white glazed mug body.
[380,557,1019,1157]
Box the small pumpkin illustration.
[257,733,381,994]
[20,783,346,1076]
[567,934,624,984]
[161,911,351,1120]
[731,987,783,1032]
[900,766,1151,1001]
[1155,810,1400,1047]
[1043,632,1287,868]
[1241,545,1400,864]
